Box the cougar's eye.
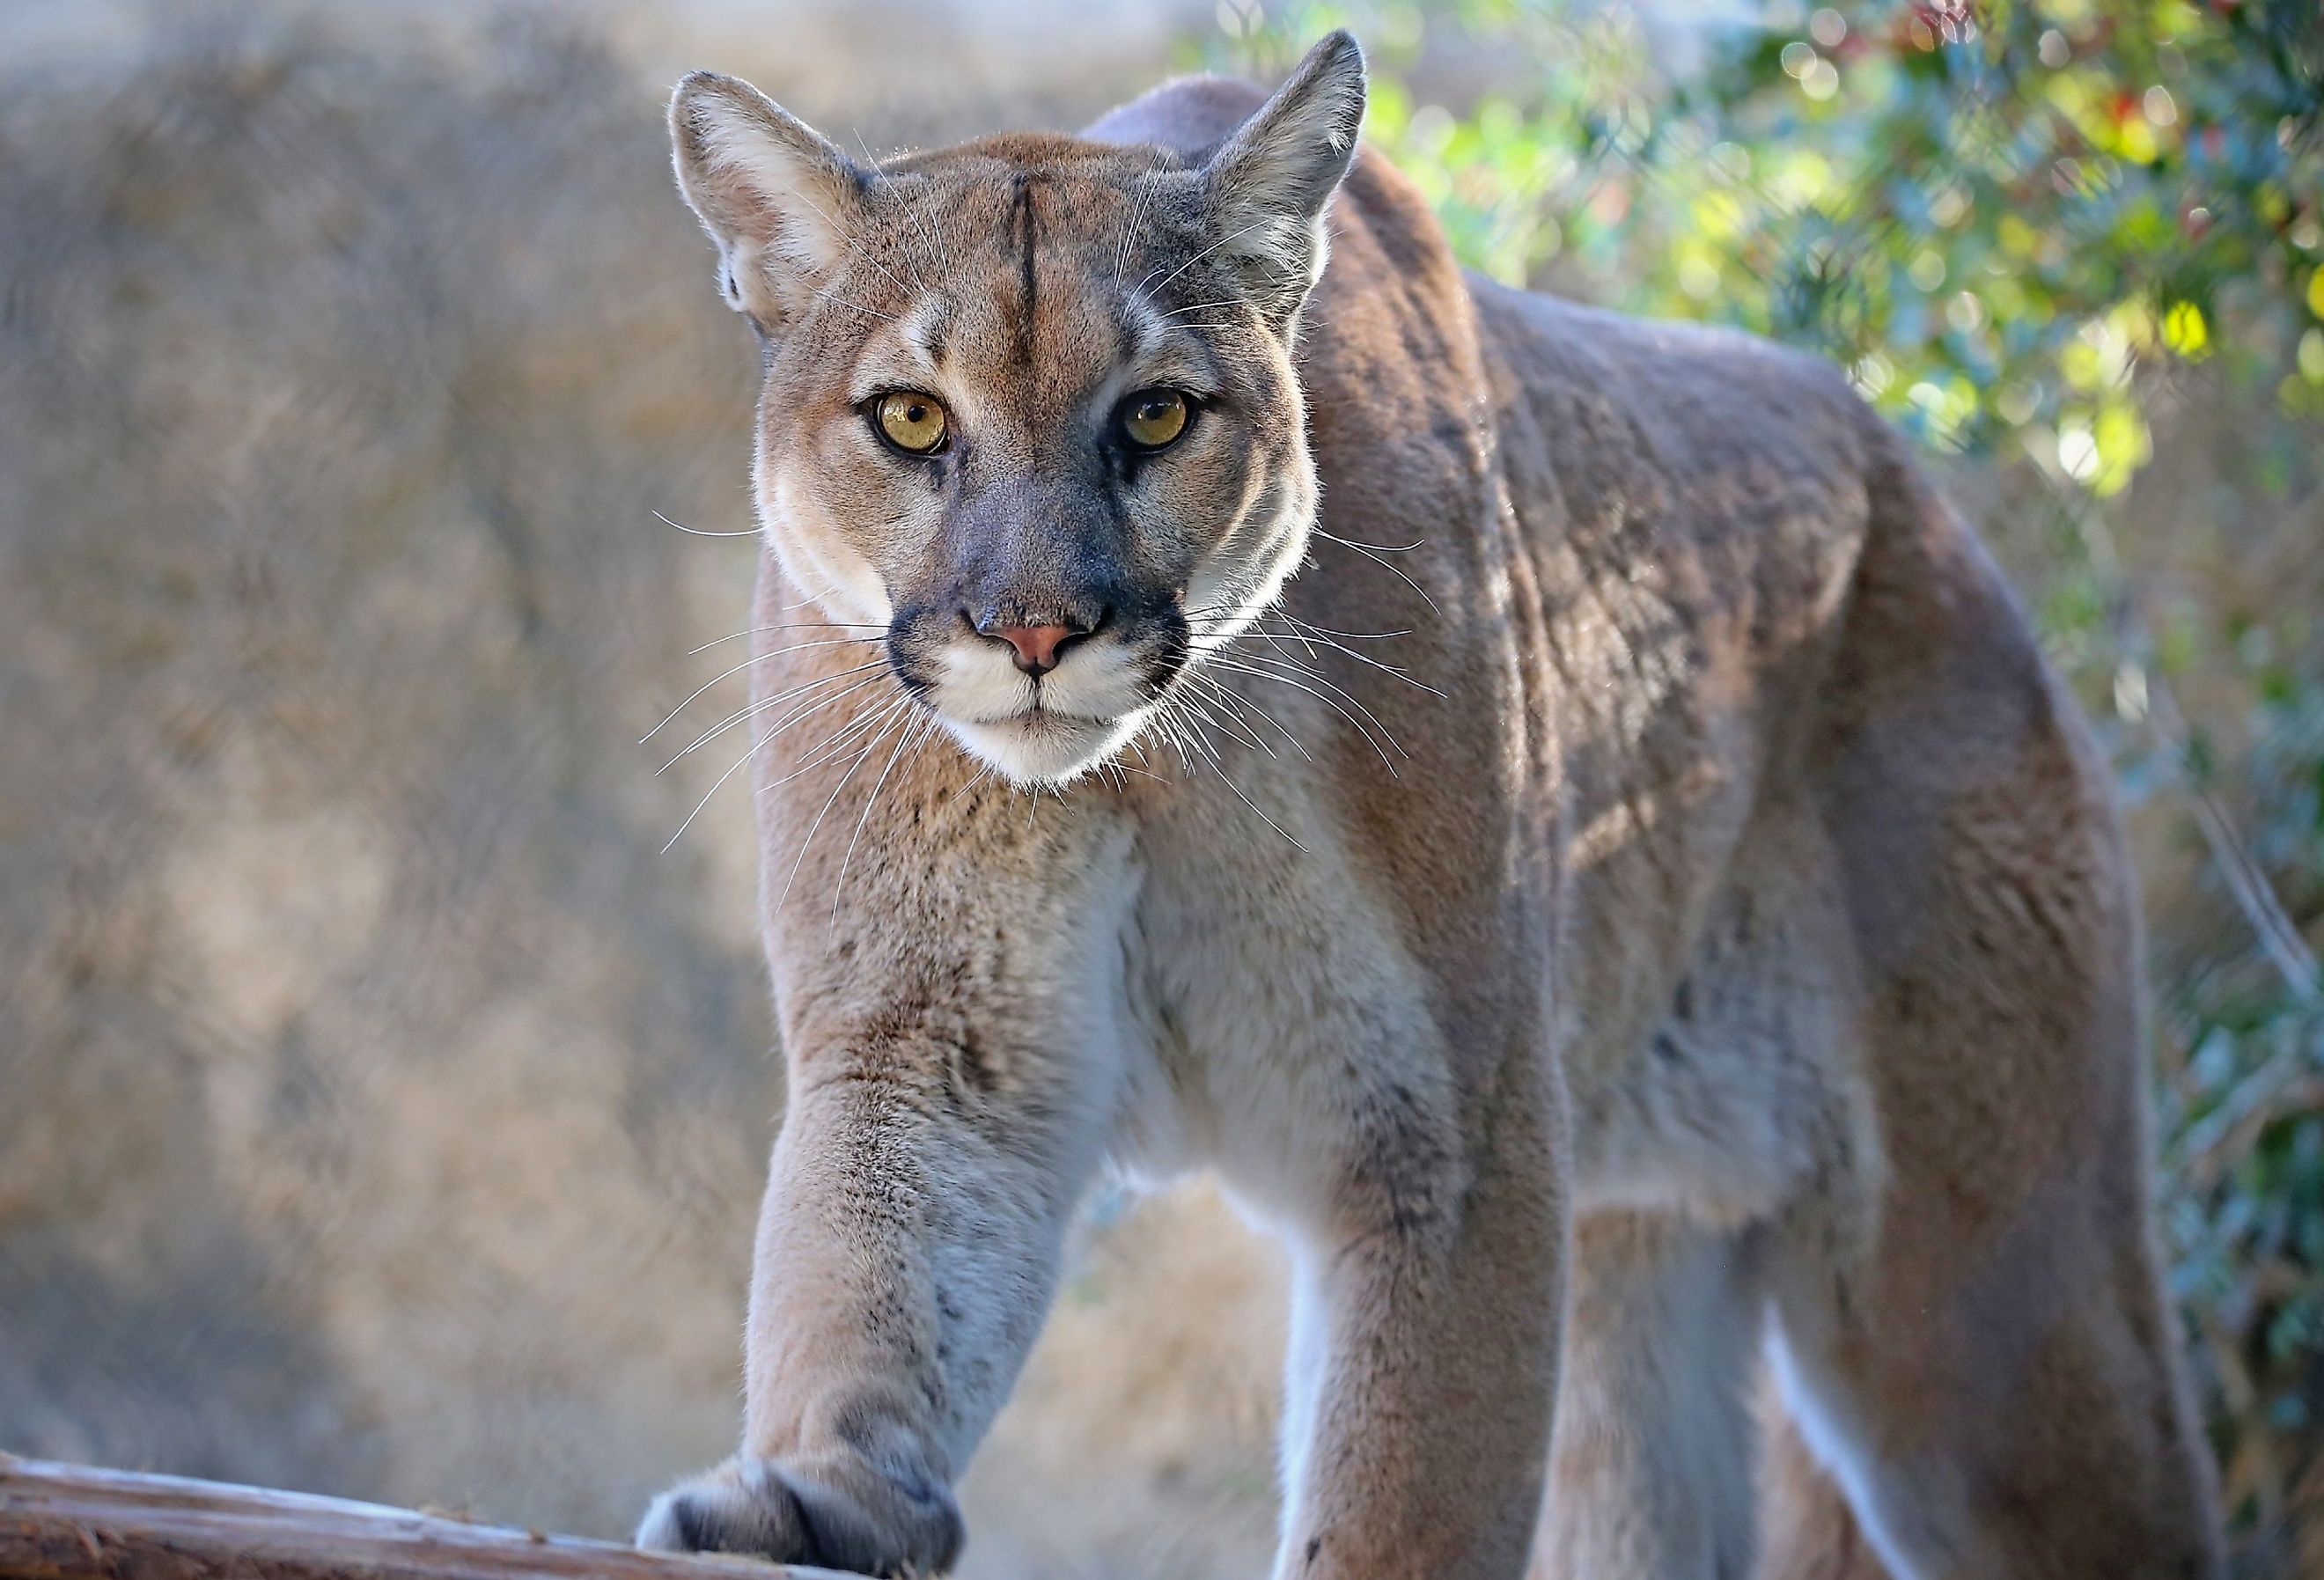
[1117,388,1190,451]
[872,391,949,454]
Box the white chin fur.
[942,708,1148,788]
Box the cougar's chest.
[1104,784,1445,1224]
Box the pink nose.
[990,623,1075,676]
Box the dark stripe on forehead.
[1009,173,1039,365]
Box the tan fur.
[640,34,2223,1580]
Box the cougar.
[635,33,2223,1579]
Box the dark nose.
[982,621,1078,677]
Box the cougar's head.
[668,34,1364,785]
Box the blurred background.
[0,1,2315,1576]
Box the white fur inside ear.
[670,74,858,320]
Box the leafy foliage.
[1208,0,2323,1565]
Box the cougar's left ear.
[668,71,866,329]
[1201,30,1367,332]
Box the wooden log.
[0,1454,862,1580]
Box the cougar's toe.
[636,1459,811,1559]
[636,1454,963,1577]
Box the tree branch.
[0,1455,855,1580]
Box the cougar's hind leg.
[1751,1407,1894,1580]
[1768,685,2220,1574]
[1754,878,2223,1576]
[1760,1063,2219,1580]
[1757,433,2223,1578]
[1531,1212,1761,1580]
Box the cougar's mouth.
[939,703,1149,787]
[967,698,1119,726]
[880,596,1188,786]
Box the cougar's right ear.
[668,72,864,327]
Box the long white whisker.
[854,131,933,295]
[1246,616,1325,666]
[1247,620,1445,695]
[1114,172,1156,285]
[769,699,914,915]
[653,509,757,539]
[785,183,919,302]
[688,621,889,656]
[1147,700,1200,771]
[1204,657,1403,768]
[1210,762,1305,850]
[1184,669,1311,761]
[1175,680,1276,759]
[1139,217,1276,298]
[1159,694,1305,852]
[888,176,948,293]
[1223,649,1413,745]
[829,714,934,923]
[755,673,899,761]
[1274,613,1414,642]
[1107,751,1167,782]
[1156,298,1244,319]
[643,639,881,744]
[1311,529,1441,614]
[807,283,900,323]
[658,662,886,771]
[661,692,894,856]
[659,674,855,777]
[1156,693,1221,769]
[762,691,908,790]
[775,583,845,612]
[1313,530,1426,553]
[938,762,994,814]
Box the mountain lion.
[636,33,2222,1580]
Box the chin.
[942,706,1146,788]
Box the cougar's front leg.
[1275,1043,1570,1580]
[639,797,1132,1577]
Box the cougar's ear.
[1201,30,1367,332]
[668,71,864,327]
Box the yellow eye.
[873,391,949,454]
[1120,389,1189,451]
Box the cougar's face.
[755,165,1317,785]
[671,42,1364,784]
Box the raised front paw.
[635,1453,964,1577]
